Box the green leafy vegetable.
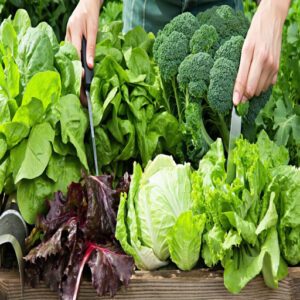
[91,22,182,176]
[0,10,88,224]
[168,211,206,271]
[117,154,209,271]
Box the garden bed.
[1,268,300,300]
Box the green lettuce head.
[116,154,205,270]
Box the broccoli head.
[177,52,214,98]
[190,24,219,55]
[214,35,244,70]
[163,12,200,40]
[156,31,189,81]
[207,57,237,114]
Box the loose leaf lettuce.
[168,211,206,271]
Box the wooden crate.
[0,268,300,300]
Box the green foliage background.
[0,0,122,40]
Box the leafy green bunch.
[192,131,300,293]
[0,10,88,224]
[153,5,272,166]
[90,22,182,176]
[0,0,123,40]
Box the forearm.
[256,0,291,20]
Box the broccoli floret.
[197,5,249,44]
[156,31,189,81]
[197,6,218,25]
[177,52,214,98]
[235,11,251,37]
[153,30,165,62]
[188,81,208,99]
[244,88,273,125]
[207,57,237,114]
[216,4,235,19]
[214,35,244,70]
[190,24,219,55]
[163,12,200,40]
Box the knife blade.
[81,38,99,176]
[226,106,242,184]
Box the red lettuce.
[24,174,134,299]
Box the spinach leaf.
[17,27,54,87]
[58,94,88,170]
[46,154,81,193]
[15,122,55,183]
[17,175,54,224]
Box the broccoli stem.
[200,112,214,146]
[160,78,172,113]
[218,113,229,152]
[172,77,182,122]
[185,87,189,108]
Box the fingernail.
[88,56,94,67]
[242,96,248,103]
[233,91,240,105]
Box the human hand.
[233,0,290,105]
[66,0,103,68]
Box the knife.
[81,38,99,176]
[226,106,242,184]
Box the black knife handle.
[81,37,94,89]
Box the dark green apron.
[123,0,243,34]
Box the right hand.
[66,0,102,68]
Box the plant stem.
[200,115,214,146]
[172,77,182,122]
[160,77,171,113]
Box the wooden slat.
[0,268,299,300]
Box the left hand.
[233,0,290,105]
